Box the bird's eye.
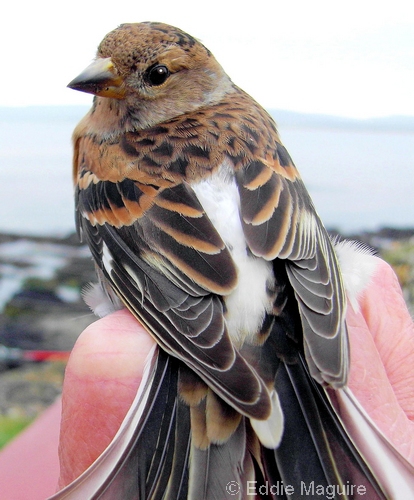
[146,64,170,86]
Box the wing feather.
[235,154,349,388]
[77,179,274,420]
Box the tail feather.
[271,362,341,490]
[189,420,247,500]
[159,401,191,500]
[47,349,387,500]
[265,357,387,499]
[48,348,389,500]
[99,349,180,499]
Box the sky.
[2,0,414,119]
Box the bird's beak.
[67,57,126,99]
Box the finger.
[57,309,155,488]
[347,258,414,464]
[360,259,414,418]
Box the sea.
[1,106,414,236]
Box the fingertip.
[68,309,155,380]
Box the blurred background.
[0,0,413,455]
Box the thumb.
[57,309,155,488]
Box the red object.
[0,399,61,499]
[21,351,71,362]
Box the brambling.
[57,22,388,499]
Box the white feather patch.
[192,164,274,345]
[333,239,379,312]
[250,390,284,449]
[82,242,125,317]
[82,283,123,318]
[102,243,113,275]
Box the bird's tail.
[48,345,390,500]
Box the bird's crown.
[97,22,213,77]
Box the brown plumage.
[52,22,387,499]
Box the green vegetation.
[0,362,66,449]
[381,240,414,310]
[0,415,34,449]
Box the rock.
[0,232,96,351]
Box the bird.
[54,22,391,499]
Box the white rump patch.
[192,165,274,345]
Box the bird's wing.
[76,170,273,421]
[234,140,349,388]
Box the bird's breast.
[192,162,274,347]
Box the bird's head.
[68,22,233,130]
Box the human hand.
[346,257,414,464]
[57,258,414,489]
[57,309,155,489]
